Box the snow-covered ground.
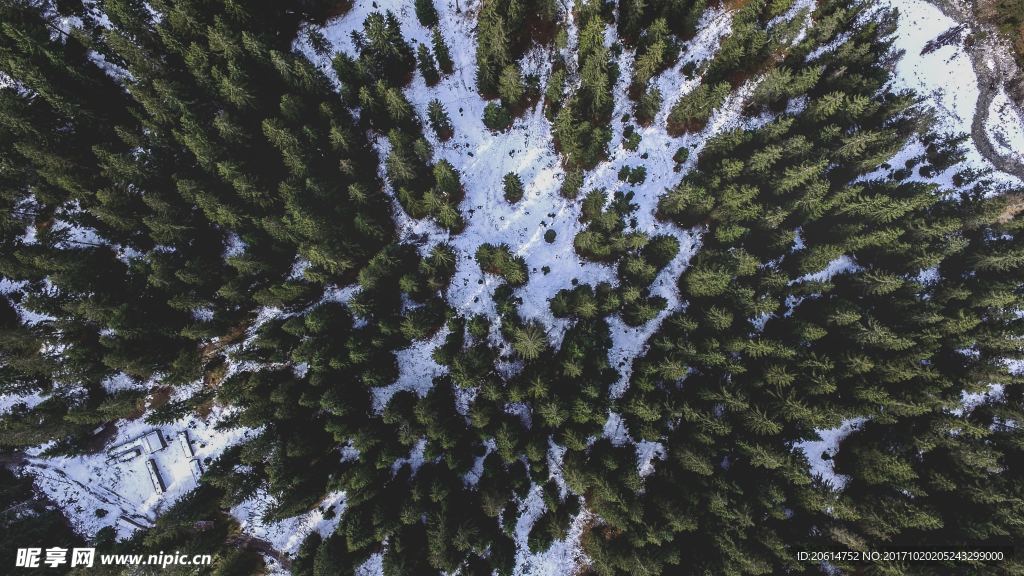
[987,89,1024,164]
[888,0,978,129]
[373,325,451,411]
[884,0,1023,188]
[0,390,46,414]
[794,417,866,490]
[513,487,593,576]
[231,489,346,555]
[26,406,253,539]
[301,0,618,342]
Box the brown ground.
[976,0,1024,71]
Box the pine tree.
[483,102,513,131]
[432,30,455,75]
[475,243,528,286]
[636,86,662,126]
[667,82,732,135]
[360,11,417,86]
[417,43,441,86]
[427,99,454,141]
[503,172,524,203]
[415,0,440,27]
[498,65,525,108]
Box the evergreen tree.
[475,243,528,286]
[427,99,454,141]
[503,172,524,203]
[415,0,440,27]
[417,43,441,86]
[432,29,455,75]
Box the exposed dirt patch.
[200,320,250,364]
[998,191,1024,222]
[226,533,293,571]
[79,422,120,454]
[148,386,172,411]
[977,0,1024,70]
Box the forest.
[0,0,1022,574]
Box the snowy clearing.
[27,408,252,540]
[794,417,867,490]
